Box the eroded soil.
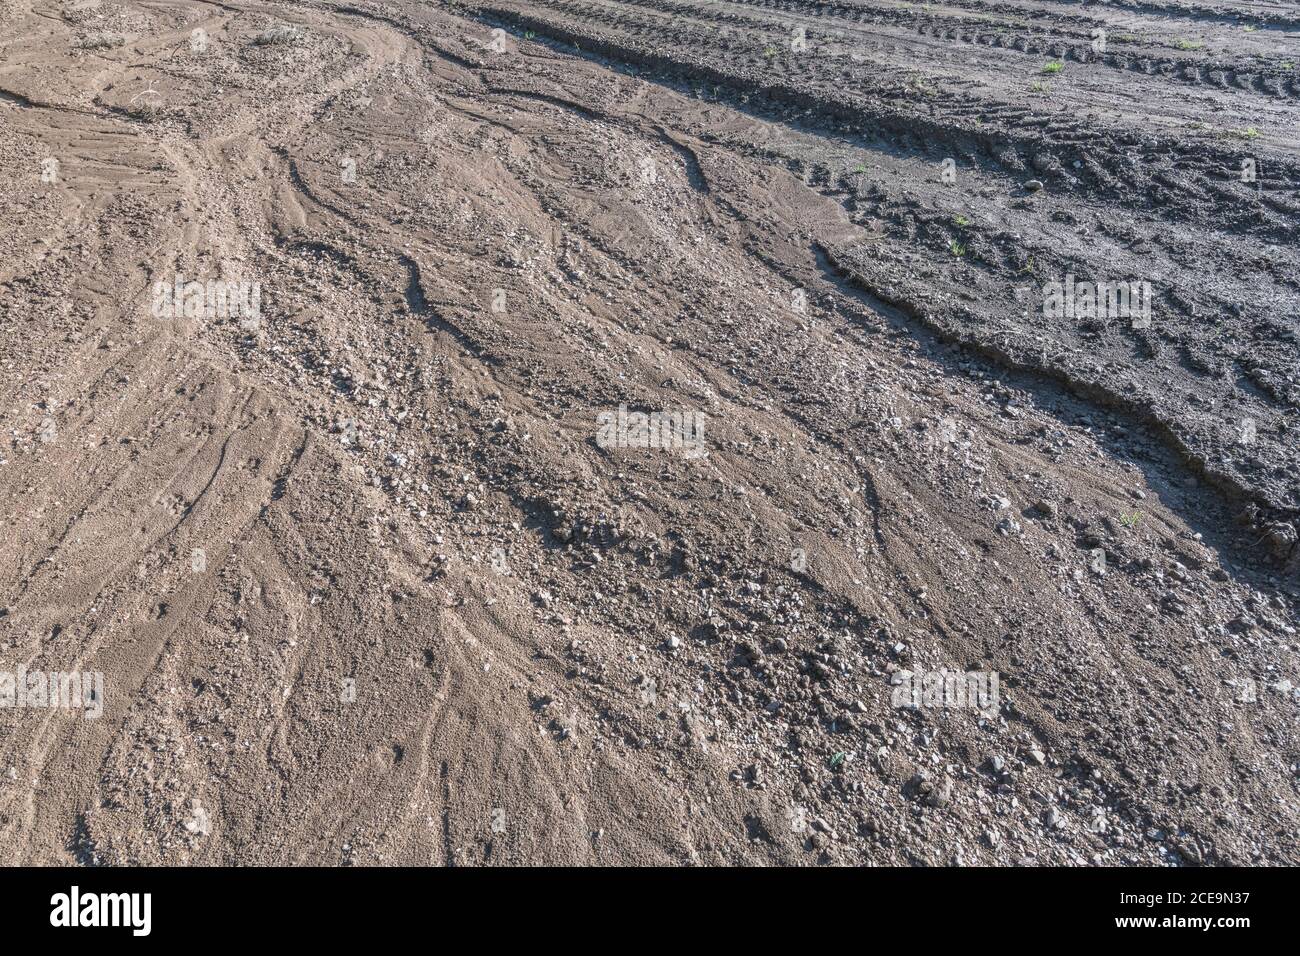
[0,0,1297,865]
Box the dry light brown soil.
[0,0,1297,866]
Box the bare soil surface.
[1,0,1297,866]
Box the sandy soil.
[0,0,1297,866]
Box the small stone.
[925,780,952,807]
[184,801,211,837]
[1264,522,1297,561]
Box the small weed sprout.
[254,24,305,46]
[77,32,125,51]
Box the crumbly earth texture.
[0,0,1297,866]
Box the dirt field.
[0,0,1297,866]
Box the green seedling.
[1042,61,1064,74]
